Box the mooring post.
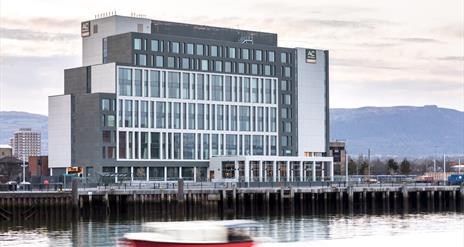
[177,178,184,203]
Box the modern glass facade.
[116,67,278,161]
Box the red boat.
[123,220,256,247]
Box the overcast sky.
[0,0,463,115]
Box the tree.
[359,160,369,175]
[348,158,357,175]
[400,158,412,175]
[387,159,399,175]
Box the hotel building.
[48,14,332,182]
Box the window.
[265,79,272,104]
[118,132,126,159]
[284,122,292,132]
[281,80,288,91]
[151,40,159,51]
[149,166,164,180]
[106,115,115,127]
[270,108,277,132]
[196,44,204,55]
[183,133,195,159]
[124,100,132,127]
[242,49,249,60]
[264,65,271,76]
[252,135,264,155]
[198,104,204,130]
[238,63,245,74]
[281,108,291,118]
[150,132,160,159]
[211,45,218,57]
[251,64,258,75]
[203,134,209,159]
[150,70,160,97]
[93,24,98,34]
[244,78,250,102]
[182,58,189,69]
[284,66,291,77]
[228,47,236,58]
[134,69,142,96]
[251,78,258,103]
[226,135,237,155]
[182,73,190,99]
[139,54,146,66]
[167,57,175,68]
[102,130,111,143]
[215,61,222,72]
[239,106,250,131]
[118,68,132,96]
[155,56,163,67]
[141,132,148,159]
[211,75,223,101]
[188,103,195,129]
[173,102,181,129]
[197,74,205,100]
[217,105,223,130]
[268,51,275,62]
[171,42,179,53]
[140,101,148,128]
[225,76,232,101]
[134,38,142,50]
[256,50,262,61]
[168,72,180,98]
[281,52,287,63]
[102,99,110,111]
[156,102,165,128]
[224,61,232,73]
[284,94,291,105]
[201,60,208,71]
[186,43,194,54]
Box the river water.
[0,207,463,246]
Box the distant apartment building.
[48,14,333,181]
[0,144,13,158]
[10,128,41,161]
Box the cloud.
[0,27,80,42]
[397,37,442,43]
[331,58,407,70]
[436,56,464,61]
[1,17,80,30]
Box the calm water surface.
[0,209,463,246]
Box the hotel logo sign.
[305,49,316,63]
[81,21,91,37]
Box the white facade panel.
[296,48,328,155]
[48,95,72,168]
[82,15,151,66]
[91,63,116,93]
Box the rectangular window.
[167,56,175,68]
[210,45,218,57]
[225,76,232,102]
[140,101,148,128]
[118,68,132,96]
[150,132,160,159]
[256,50,262,61]
[268,51,275,62]
[264,65,271,76]
[167,167,179,181]
[134,101,139,128]
[244,78,250,102]
[124,100,132,127]
[197,74,204,100]
[253,135,264,155]
[149,167,164,181]
[139,54,146,66]
[203,134,209,159]
[265,79,272,104]
[242,49,249,60]
[171,42,179,53]
[226,135,237,155]
[186,43,194,54]
[155,56,164,67]
[201,59,208,71]
[102,99,110,111]
[284,122,292,132]
[118,132,126,159]
[284,94,291,105]
[251,64,258,75]
[173,133,181,159]
[271,136,277,155]
[156,102,165,128]
[168,72,180,98]
[217,105,223,131]
[211,134,219,156]
[238,63,245,74]
[239,106,250,131]
[231,106,237,131]
[188,103,195,129]
[281,52,287,63]
[198,103,204,130]
[251,78,258,103]
[183,133,195,159]
[150,70,160,97]
[196,44,204,55]
[257,107,264,131]
[284,66,291,77]
[182,58,189,69]
[182,73,190,99]
[211,75,223,101]
[244,135,251,155]
[151,40,159,52]
[215,61,222,72]
[224,61,232,73]
[134,69,142,96]
[229,47,236,58]
[134,38,142,50]
[141,132,148,159]
[271,108,277,132]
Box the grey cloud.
[398,37,441,43]
[436,56,464,61]
[1,17,80,29]
[0,27,80,42]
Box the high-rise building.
[10,128,41,161]
[48,14,332,181]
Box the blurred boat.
[123,220,256,247]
